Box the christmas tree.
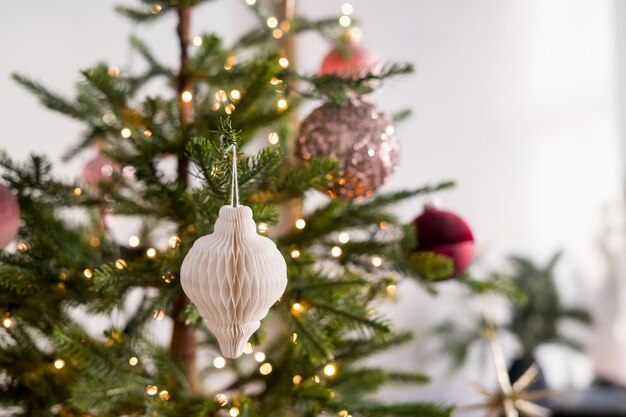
[0,1,479,416]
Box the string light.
[338,411,350,417]
[338,232,350,244]
[267,132,279,145]
[276,98,288,111]
[213,356,226,369]
[245,0,256,5]
[379,221,388,230]
[313,375,321,383]
[181,91,193,103]
[270,77,282,85]
[323,363,337,377]
[73,187,82,196]
[211,102,220,111]
[144,129,153,137]
[107,65,120,77]
[16,242,28,252]
[339,15,351,27]
[215,90,228,102]
[278,57,289,68]
[224,55,237,70]
[295,219,306,229]
[254,352,266,362]
[153,309,166,320]
[386,284,396,296]
[129,357,139,366]
[280,20,291,32]
[230,89,241,100]
[146,385,158,395]
[121,128,131,139]
[59,272,68,280]
[57,282,65,289]
[168,235,181,248]
[243,342,253,354]
[225,104,236,115]
[103,111,116,125]
[89,236,100,247]
[83,268,93,279]
[257,223,268,233]
[266,16,278,28]
[158,390,170,400]
[162,272,174,283]
[371,256,382,267]
[215,393,228,406]
[341,3,353,15]
[259,362,273,375]
[128,236,140,247]
[291,302,304,315]
[272,29,283,39]
[291,332,298,344]
[192,36,203,46]
[2,315,14,329]
[146,248,157,258]
[151,3,161,14]
[229,407,240,417]
[292,374,302,385]
[290,249,300,259]
[331,246,342,257]
[54,359,65,370]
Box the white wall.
[1,0,624,407]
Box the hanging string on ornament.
[181,143,287,358]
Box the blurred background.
[1,0,625,408]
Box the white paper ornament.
[180,145,287,358]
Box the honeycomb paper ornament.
[180,146,287,358]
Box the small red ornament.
[82,153,119,188]
[320,42,373,77]
[0,184,20,249]
[413,205,474,279]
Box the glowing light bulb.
[128,235,140,247]
[168,235,180,248]
[341,3,353,15]
[121,128,131,139]
[54,359,65,369]
[159,390,170,400]
[371,256,382,267]
[2,316,14,329]
[181,91,193,103]
[153,309,165,320]
[270,77,282,85]
[129,357,139,366]
[213,356,226,369]
[292,374,302,384]
[278,57,289,68]
[162,272,174,283]
[295,219,306,229]
[277,98,288,111]
[291,332,298,343]
[107,65,120,77]
[257,223,268,233]
[386,284,396,296]
[323,363,337,377]
[291,302,304,315]
[73,187,82,196]
[230,89,241,100]
[245,0,256,4]
[229,407,240,417]
[215,393,228,406]
[89,236,100,247]
[83,268,93,279]
[339,15,351,27]
[338,232,350,244]
[225,104,236,115]
[146,385,158,395]
[290,249,300,259]
[272,29,283,39]
[16,242,28,252]
[115,259,127,269]
[331,246,342,257]
[259,362,273,375]
[268,131,279,145]
[254,352,266,362]
[266,16,278,28]
[243,342,253,354]
[146,248,157,258]
[192,36,203,46]
[144,129,153,137]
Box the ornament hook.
[229,144,239,207]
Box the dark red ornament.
[413,205,474,279]
[0,184,20,249]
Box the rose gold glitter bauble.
[296,98,399,200]
[0,183,20,249]
[82,154,119,188]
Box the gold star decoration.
[459,322,554,417]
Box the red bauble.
[320,43,373,77]
[83,154,119,188]
[413,205,474,279]
[0,184,20,249]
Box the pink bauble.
[0,184,20,249]
[320,43,373,77]
[82,154,119,188]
